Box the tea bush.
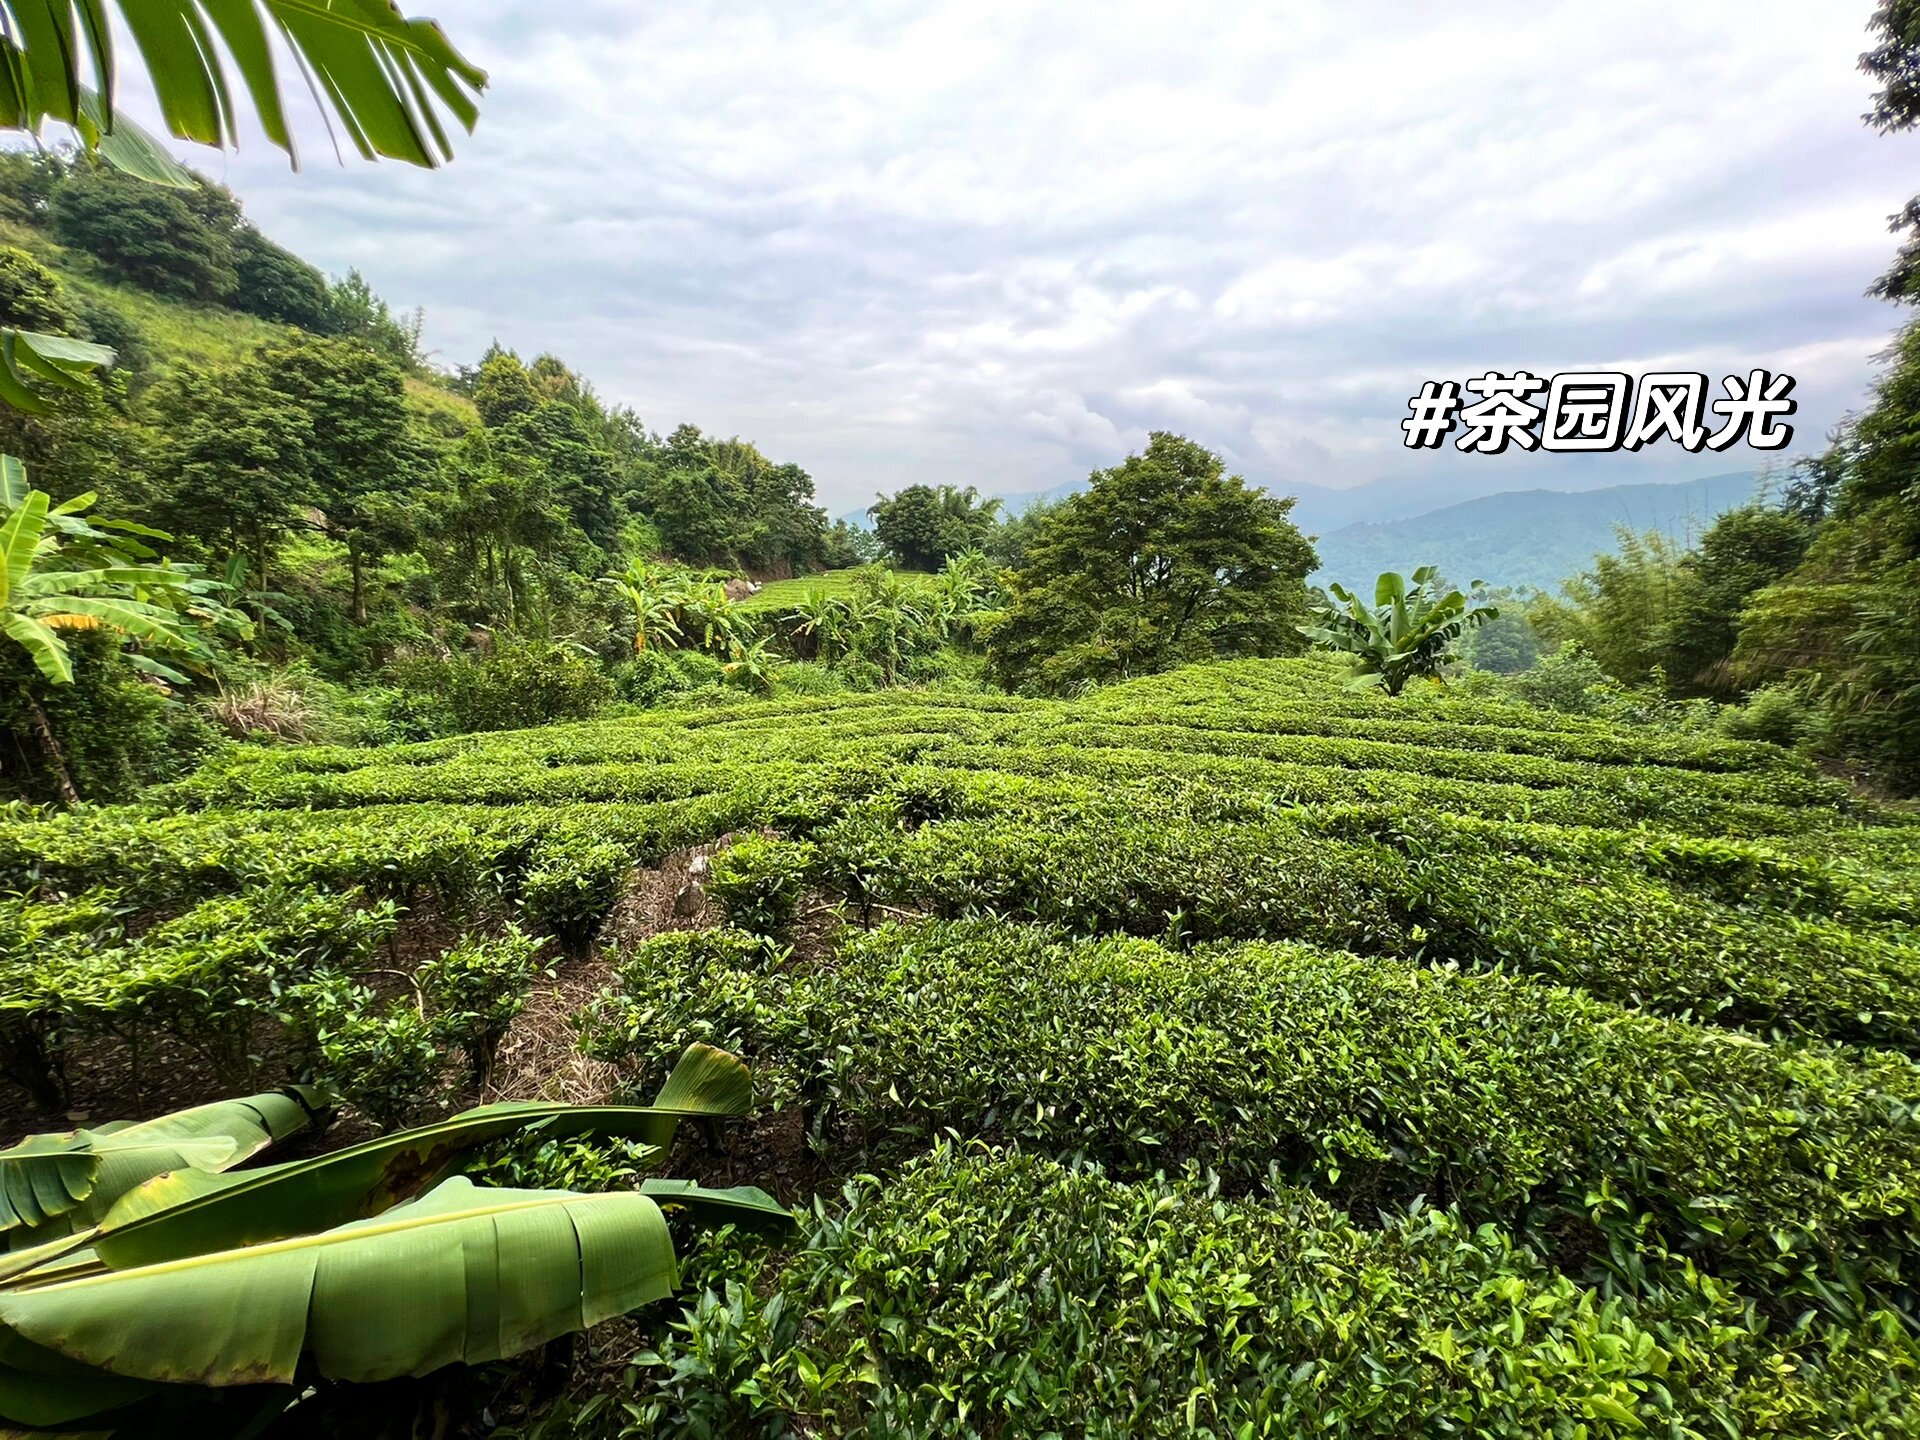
[567,1148,1920,1440]
[583,920,1920,1318]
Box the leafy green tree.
[327,269,425,368]
[1529,530,1689,687]
[1302,567,1498,695]
[473,345,540,428]
[869,483,1000,571]
[1463,604,1539,674]
[254,334,430,622]
[0,247,79,333]
[825,516,882,568]
[500,400,621,552]
[1863,1,1920,302]
[48,165,238,301]
[149,364,314,604]
[1661,505,1811,693]
[988,433,1317,692]
[643,423,739,565]
[1731,322,1920,788]
[232,224,334,330]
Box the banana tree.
[785,586,846,662]
[1300,566,1498,696]
[600,558,686,654]
[0,1043,791,1434]
[721,634,780,694]
[1,461,248,801]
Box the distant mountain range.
[1306,473,1759,592]
[845,468,1762,594]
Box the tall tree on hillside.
[473,346,540,429]
[149,364,314,604]
[499,400,621,553]
[258,334,433,622]
[869,483,1000,571]
[988,433,1318,692]
[1863,1,1920,302]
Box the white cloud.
[158,0,1917,507]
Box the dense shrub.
[706,835,816,938]
[421,924,548,1082]
[1721,683,1829,749]
[0,885,395,1105]
[50,165,240,301]
[0,633,203,803]
[589,1148,1920,1440]
[395,642,614,735]
[519,835,630,957]
[583,920,1920,1318]
[284,969,441,1129]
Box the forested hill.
[1310,473,1758,591]
[0,148,868,684]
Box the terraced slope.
[3,658,1918,1434]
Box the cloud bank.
[192,0,1913,511]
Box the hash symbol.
[1402,381,1461,449]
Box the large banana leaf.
[69,1044,751,1271]
[0,0,486,173]
[0,330,115,414]
[639,1178,795,1236]
[0,1176,678,1389]
[1,1088,321,1245]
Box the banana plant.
[722,634,780,694]
[600,558,687,655]
[1,462,250,683]
[1300,566,1498,697]
[0,1043,791,1434]
[785,586,846,662]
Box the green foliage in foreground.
[0,1046,789,1436]
[2,658,1917,1431]
[584,920,1920,1321]
[571,1147,1919,1440]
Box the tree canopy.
[988,432,1317,692]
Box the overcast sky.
[178,0,1914,512]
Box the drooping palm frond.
[0,0,487,177]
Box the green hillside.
[5,657,1915,1433]
[737,566,935,612]
[0,214,287,374]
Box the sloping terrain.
[3,658,1918,1433]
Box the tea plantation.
[5,658,1919,1436]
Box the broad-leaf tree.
[988,433,1318,693]
[0,459,242,798]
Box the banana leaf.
[0,1177,677,1390]
[77,1044,750,1270]
[1,1089,321,1241]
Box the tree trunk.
[23,690,79,806]
[350,543,367,624]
